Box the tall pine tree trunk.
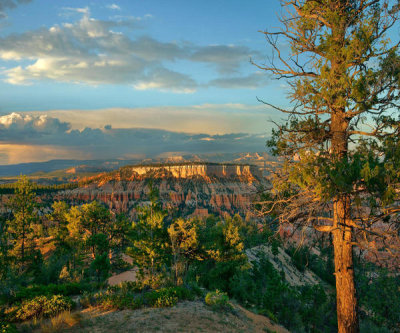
[333,197,359,333]
[331,113,359,332]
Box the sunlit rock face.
[56,163,265,218]
[128,163,260,179]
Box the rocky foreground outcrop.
[56,163,266,218]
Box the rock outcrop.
[129,163,261,179]
[56,163,265,218]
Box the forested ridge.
[0,176,398,332]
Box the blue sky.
[0,0,287,164]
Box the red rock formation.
[57,163,266,218]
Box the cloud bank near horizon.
[28,103,276,134]
[0,109,270,164]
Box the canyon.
[55,163,266,218]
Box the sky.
[0,0,288,165]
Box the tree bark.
[333,197,359,333]
[331,113,359,333]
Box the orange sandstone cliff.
[56,163,265,218]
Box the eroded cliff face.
[56,163,265,218]
[130,164,260,179]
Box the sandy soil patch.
[107,269,138,286]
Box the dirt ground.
[60,301,289,333]
[107,269,137,286]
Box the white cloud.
[0,11,197,91]
[107,4,121,11]
[0,9,263,91]
[0,112,70,140]
[62,6,90,15]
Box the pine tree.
[65,201,124,281]
[7,176,38,271]
[168,218,199,285]
[79,201,113,260]
[258,1,400,332]
[127,185,171,287]
[47,201,70,248]
[0,215,10,279]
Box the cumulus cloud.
[0,9,265,91]
[0,112,269,163]
[0,11,196,92]
[0,112,70,140]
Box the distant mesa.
[55,162,267,218]
[125,163,262,180]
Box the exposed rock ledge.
[55,163,266,217]
[126,163,262,179]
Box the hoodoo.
[57,163,265,217]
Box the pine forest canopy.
[258,0,400,332]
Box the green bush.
[191,260,246,292]
[6,295,73,322]
[205,290,230,310]
[80,284,200,311]
[5,282,100,305]
[0,309,16,333]
[145,288,179,308]
[168,284,203,300]
[154,295,178,308]
[0,322,17,333]
[107,281,142,295]
[145,285,199,308]
[97,294,143,310]
[80,287,141,310]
